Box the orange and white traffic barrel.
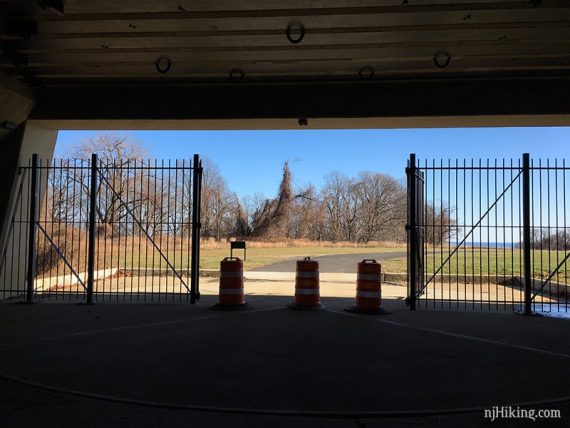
[288,257,325,311]
[345,259,390,314]
[212,257,248,310]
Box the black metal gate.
[406,153,569,313]
[406,154,424,311]
[0,154,203,303]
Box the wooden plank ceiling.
[0,0,569,86]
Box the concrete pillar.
[0,123,27,230]
[0,72,35,229]
[0,121,57,300]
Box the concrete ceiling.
[1,0,569,87]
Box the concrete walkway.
[1,291,569,427]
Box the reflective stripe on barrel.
[356,259,381,310]
[356,290,381,298]
[294,257,321,306]
[219,257,245,305]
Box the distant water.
[453,242,517,249]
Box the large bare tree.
[56,133,150,237]
[199,158,239,240]
[320,171,361,242]
[354,172,406,243]
[424,203,457,245]
[318,171,407,242]
[286,184,326,240]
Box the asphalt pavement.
[1,296,569,427]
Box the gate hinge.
[405,224,411,231]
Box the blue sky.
[56,127,570,198]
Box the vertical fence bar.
[522,153,532,315]
[197,158,202,294]
[85,153,98,305]
[190,154,202,304]
[25,154,39,303]
[407,153,417,310]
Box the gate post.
[522,153,532,315]
[407,153,417,311]
[190,154,202,304]
[85,153,98,305]
[25,154,39,303]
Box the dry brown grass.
[200,237,404,249]
[36,224,89,276]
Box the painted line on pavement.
[328,309,570,360]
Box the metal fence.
[407,153,569,313]
[0,154,203,303]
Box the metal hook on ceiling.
[433,52,451,69]
[155,56,172,74]
[229,68,245,82]
[286,21,305,44]
[359,66,375,80]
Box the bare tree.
[354,172,406,242]
[317,171,408,243]
[58,133,149,237]
[424,203,457,245]
[240,192,267,234]
[200,158,237,240]
[47,160,74,223]
[531,228,570,250]
[320,172,361,241]
[286,184,326,240]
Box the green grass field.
[41,234,569,286]
[100,245,570,278]
[111,246,568,283]
[423,249,569,281]
[115,245,405,271]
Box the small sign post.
[230,241,247,261]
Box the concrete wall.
[0,73,35,229]
[0,124,26,231]
[0,121,57,299]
